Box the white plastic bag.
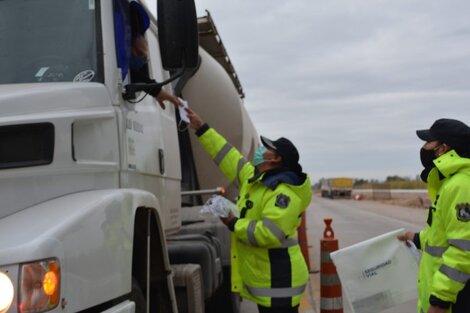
[330,229,419,313]
[200,195,238,218]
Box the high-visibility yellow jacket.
[415,150,470,313]
[196,125,312,308]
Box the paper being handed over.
[178,98,190,123]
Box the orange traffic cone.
[320,218,343,313]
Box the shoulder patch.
[456,203,470,222]
[275,193,291,209]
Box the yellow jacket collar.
[433,150,470,178]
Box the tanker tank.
[182,47,258,200]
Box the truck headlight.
[0,272,14,313]
[19,259,60,313]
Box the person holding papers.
[399,119,470,313]
[186,107,312,313]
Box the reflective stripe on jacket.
[417,150,470,313]
[197,126,312,308]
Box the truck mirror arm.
[123,83,163,101]
[123,66,186,101]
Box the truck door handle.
[158,149,165,175]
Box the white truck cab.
[0,1,257,313]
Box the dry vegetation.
[380,197,430,209]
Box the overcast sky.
[191,0,470,183]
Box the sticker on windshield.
[35,67,50,78]
[89,0,95,10]
[73,70,95,82]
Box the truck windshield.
[0,0,103,84]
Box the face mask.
[420,145,442,182]
[420,148,436,168]
[252,146,267,166]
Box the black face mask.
[420,148,436,168]
[420,148,437,182]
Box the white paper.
[330,229,419,313]
[178,98,190,123]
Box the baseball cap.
[416,118,470,152]
[260,135,301,172]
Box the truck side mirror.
[157,0,199,70]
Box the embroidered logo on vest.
[275,193,290,209]
[456,203,470,222]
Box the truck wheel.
[207,266,240,313]
[130,277,146,313]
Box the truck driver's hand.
[156,89,180,110]
[186,108,204,130]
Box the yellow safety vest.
[417,150,470,313]
[197,126,312,308]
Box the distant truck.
[320,178,353,199]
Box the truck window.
[114,0,132,81]
[0,0,103,84]
[114,0,153,83]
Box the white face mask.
[252,146,267,166]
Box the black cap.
[416,118,470,153]
[260,135,301,172]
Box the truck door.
[147,28,182,233]
[115,0,181,232]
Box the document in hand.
[178,98,190,123]
[330,229,419,313]
[200,195,238,218]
